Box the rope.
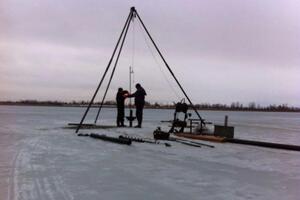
[131,15,135,70]
[136,22,181,100]
[135,11,204,124]
[129,16,136,108]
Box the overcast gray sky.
[1,0,299,106]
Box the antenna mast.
[129,66,134,108]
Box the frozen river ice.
[1,105,300,200]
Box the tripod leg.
[94,11,133,124]
[76,10,133,133]
[135,11,204,126]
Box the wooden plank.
[227,138,300,151]
[174,133,226,143]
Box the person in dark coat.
[127,83,147,128]
[116,88,128,127]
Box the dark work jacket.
[129,87,147,106]
[116,91,127,108]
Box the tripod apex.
[130,7,136,12]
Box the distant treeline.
[0,100,299,112]
[193,102,300,112]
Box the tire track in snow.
[15,133,74,200]
[7,143,21,200]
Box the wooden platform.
[66,123,116,129]
[174,133,226,143]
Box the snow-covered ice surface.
[1,106,300,200]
